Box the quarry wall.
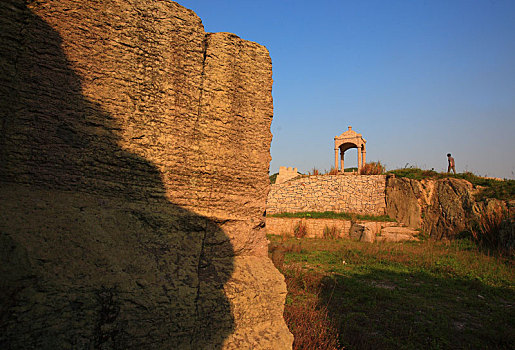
[386,176,509,239]
[267,175,387,216]
[0,1,292,348]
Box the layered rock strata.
[0,0,292,348]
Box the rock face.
[386,176,499,239]
[0,0,292,348]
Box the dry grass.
[323,225,339,239]
[471,208,514,256]
[327,167,339,175]
[360,161,385,175]
[284,268,342,350]
[310,167,320,176]
[293,220,308,238]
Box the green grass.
[269,235,515,350]
[268,211,396,222]
[387,167,514,201]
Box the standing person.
[447,153,456,174]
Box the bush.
[294,220,308,238]
[470,208,514,255]
[360,161,385,175]
[323,225,339,239]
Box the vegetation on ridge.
[360,161,385,175]
[387,167,514,201]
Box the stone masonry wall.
[266,217,397,239]
[0,1,292,349]
[267,175,387,216]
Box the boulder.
[349,223,375,243]
[377,227,419,242]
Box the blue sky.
[184,0,515,179]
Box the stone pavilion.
[334,126,367,173]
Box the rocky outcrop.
[384,177,423,229]
[0,0,292,348]
[386,176,507,239]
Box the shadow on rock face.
[0,1,234,348]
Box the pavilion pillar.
[362,148,366,166]
[357,148,362,173]
[340,151,344,173]
[334,148,339,171]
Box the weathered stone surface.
[385,177,423,229]
[422,178,479,239]
[377,227,419,242]
[0,0,292,348]
[275,166,299,184]
[386,177,489,239]
[359,225,376,243]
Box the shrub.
[323,225,339,239]
[360,161,385,175]
[470,208,514,255]
[293,220,308,238]
[310,167,320,176]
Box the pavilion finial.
[348,126,352,130]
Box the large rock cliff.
[386,176,507,239]
[0,0,292,348]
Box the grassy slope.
[270,235,514,350]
